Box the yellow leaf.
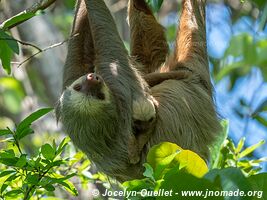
[147,142,182,169]
[147,142,208,178]
[174,150,208,177]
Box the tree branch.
[0,38,42,51]
[14,34,78,68]
[0,0,57,30]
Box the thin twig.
[0,38,42,51]
[7,127,23,155]
[15,33,78,68]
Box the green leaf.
[173,149,209,178]
[224,34,253,58]
[0,137,14,143]
[69,151,84,165]
[158,171,220,200]
[16,108,53,135]
[236,137,245,154]
[0,157,19,166]
[147,142,181,179]
[243,36,257,66]
[147,142,182,170]
[250,157,267,164]
[0,30,19,74]
[43,184,55,192]
[239,140,265,158]
[247,173,267,199]
[254,115,267,127]
[41,143,56,161]
[0,149,15,158]
[5,174,19,182]
[45,173,77,196]
[210,120,229,168]
[205,168,252,191]
[0,30,19,54]
[51,178,78,196]
[0,12,35,30]
[0,170,16,178]
[0,36,12,74]
[16,127,34,140]
[1,184,8,194]
[42,159,51,165]
[143,163,155,181]
[0,129,12,136]
[26,174,39,185]
[147,142,208,179]
[34,157,45,169]
[56,137,70,156]
[4,189,23,197]
[218,33,257,84]
[123,178,153,192]
[52,160,65,167]
[257,40,267,81]
[215,62,243,82]
[16,154,27,168]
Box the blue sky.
[207,3,267,170]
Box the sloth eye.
[73,84,82,91]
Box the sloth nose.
[73,73,103,94]
[86,73,101,84]
[74,73,102,95]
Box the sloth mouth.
[83,90,105,100]
[95,92,105,100]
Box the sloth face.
[56,73,113,121]
[55,73,119,162]
[66,73,112,108]
[71,73,107,100]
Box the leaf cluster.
[0,108,78,200]
[123,142,266,200]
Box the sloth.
[56,0,221,181]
